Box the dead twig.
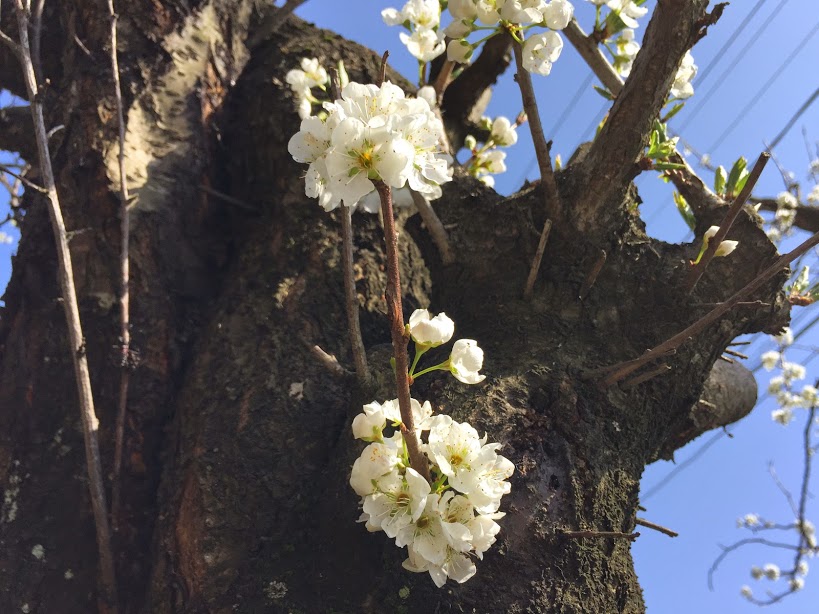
[10,0,118,608]
[635,517,678,538]
[578,249,606,300]
[620,363,671,390]
[409,188,454,265]
[309,344,352,378]
[329,68,370,387]
[523,218,552,300]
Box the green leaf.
[674,191,696,231]
[726,156,747,198]
[593,85,614,101]
[713,166,726,195]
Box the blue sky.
[2,1,817,610]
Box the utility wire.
[694,0,773,88]
[676,0,791,134]
[706,20,819,153]
[768,86,819,151]
[515,73,594,185]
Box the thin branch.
[374,179,430,482]
[523,218,552,300]
[512,40,562,222]
[329,69,370,387]
[431,58,455,102]
[563,19,624,96]
[0,162,46,192]
[10,0,118,608]
[600,226,819,387]
[308,343,352,378]
[684,152,769,292]
[106,0,132,536]
[769,462,799,517]
[578,248,606,300]
[198,185,259,213]
[247,0,307,49]
[409,188,454,265]
[377,50,389,87]
[708,538,799,591]
[635,517,678,538]
[620,363,671,389]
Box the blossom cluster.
[767,190,799,242]
[350,310,513,587]
[762,327,817,426]
[286,57,332,120]
[463,115,520,187]
[381,0,575,76]
[288,80,452,211]
[736,513,815,601]
[445,0,574,75]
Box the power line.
[768,86,819,151]
[706,20,819,153]
[515,72,594,185]
[694,0,773,88]
[676,0,791,134]
[642,431,725,501]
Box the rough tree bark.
[0,1,790,613]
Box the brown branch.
[409,188,454,266]
[620,363,671,390]
[512,40,562,222]
[601,227,819,387]
[374,180,430,482]
[754,197,819,233]
[523,218,552,300]
[635,518,678,538]
[377,50,389,87]
[198,185,260,213]
[0,162,46,192]
[441,32,513,149]
[684,152,769,293]
[107,0,132,536]
[247,0,308,49]
[308,343,352,379]
[329,69,370,387]
[10,0,118,609]
[578,248,606,300]
[563,19,624,96]
[575,0,710,232]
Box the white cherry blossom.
[522,31,564,76]
[409,309,456,347]
[449,339,486,384]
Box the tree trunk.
[0,2,788,613]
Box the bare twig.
[247,0,307,48]
[684,152,770,292]
[523,218,552,300]
[512,40,562,222]
[723,348,748,359]
[636,517,678,538]
[561,530,639,542]
[328,69,370,387]
[563,19,624,96]
[198,185,259,213]
[769,462,799,517]
[374,179,431,482]
[708,538,799,591]
[377,50,389,87]
[106,0,132,537]
[308,344,352,378]
[409,188,454,265]
[620,363,671,389]
[431,58,455,102]
[10,0,118,608]
[600,226,819,387]
[578,248,606,300]
[0,162,46,192]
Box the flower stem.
[412,361,450,379]
[373,180,431,482]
